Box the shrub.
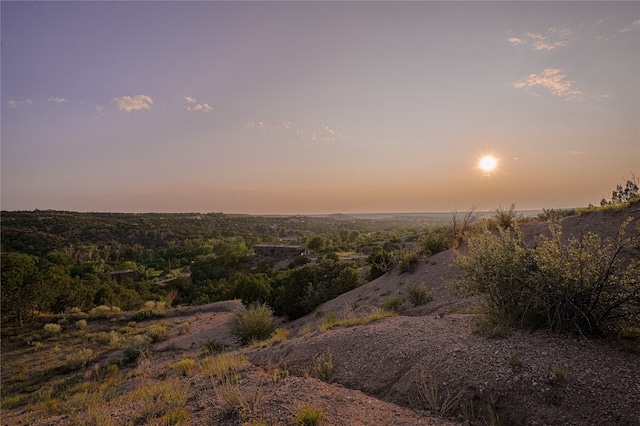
[171,358,196,376]
[123,335,152,361]
[313,350,334,382]
[89,305,119,319]
[230,302,276,343]
[43,323,62,335]
[398,251,420,273]
[145,324,169,342]
[75,319,87,331]
[491,203,521,230]
[200,353,249,382]
[293,404,325,426]
[407,281,433,306]
[455,219,640,336]
[420,226,452,257]
[380,296,403,313]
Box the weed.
[202,339,225,355]
[43,323,62,335]
[200,353,249,382]
[65,348,95,370]
[171,358,196,376]
[292,404,324,426]
[407,281,433,306]
[321,313,339,330]
[313,350,334,382]
[146,324,169,342]
[551,364,567,383]
[124,378,188,423]
[506,353,523,369]
[252,327,290,348]
[416,370,462,418]
[379,296,403,313]
[75,319,88,331]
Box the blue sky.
[2,1,639,214]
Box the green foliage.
[398,251,420,273]
[270,258,362,319]
[407,281,433,306]
[233,273,272,306]
[490,204,521,230]
[419,226,452,257]
[313,350,335,382]
[456,218,640,336]
[380,296,403,313]
[601,176,639,206]
[43,323,62,335]
[230,302,276,343]
[307,235,327,252]
[366,246,394,280]
[293,404,325,426]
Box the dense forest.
[1,210,454,325]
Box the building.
[253,244,309,258]
[108,269,140,283]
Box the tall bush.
[230,302,276,343]
[455,218,640,336]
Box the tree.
[307,236,326,252]
[601,176,640,206]
[1,252,45,325]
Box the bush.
[455,219,640,336]
[123,335,152,361]
[293,404,325,426]
[145,324,169,342]
[407,281,433,306]
[398,251,420,273]
[380,296,403,313]
[230,302,276,343]
[43,323,62,335]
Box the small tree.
[601,175,640,206]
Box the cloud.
[509,27,571,51]
[48,96,67,103]
[514,68,584,100]
[244,121,265,129]
[182,96,213,112]
[112,94,154,112]
[619,19,640,33]
[7,99,34,109]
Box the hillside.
[1,204,638,425]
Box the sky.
[2,1,639,215]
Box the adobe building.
[253,244,309,258]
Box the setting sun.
[479,155,498,174]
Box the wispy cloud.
[244,120,342,143]
[619,19,640,33]
[182,96,213,112]
[514,68,584,100]
[7,99,33,109]
[48,96,67,103]
[509,27,571,51]
[507,37,525,46]
[112,94,154,112]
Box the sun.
[479,155,498,174]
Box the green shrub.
[455,219,640,336]
[123,335,152,361]
[407,281,433,306]
[145,324,168,342]
[380,296,403,313]
[75,319,87,331]
[313,350,334,382]
[43,323,62,335]
[230,302,276,343]
[293,404,325,426]
[398,251,420,273]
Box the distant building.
[253,244,309,258]
[108,269,140,283]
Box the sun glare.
[479,155,497,174]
